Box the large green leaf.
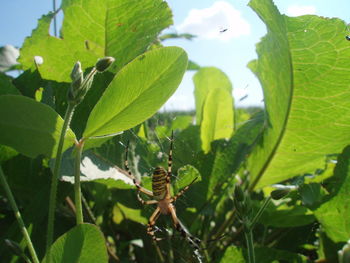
[193,67,232,124]
[19,0,173,82]
[314,146,350,242]
[83,47,188,138]
[42,223,108,263]
[0,72,19,96]
[248,0,350,189]
[0,95,76,158]
[220,246,306,263]
[201,88,234,153]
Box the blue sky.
[1,0,349,110]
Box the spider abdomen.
[152,166,167,200]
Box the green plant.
[1,0,350,262]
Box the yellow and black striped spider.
[124,132,200,248]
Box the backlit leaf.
[0,95,76,158]
[83,47,188,138]
[248,0,350,189]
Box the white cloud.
[286,5,316,17]
[176,1,250,41]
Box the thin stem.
[248,196,271,230]
[81,194,96,223]
[52,0,57,37]
[74,139,85,225]
[46,102,76,251]
[0,167,40,263]
[153,240,165,263]
[244,229,255,263]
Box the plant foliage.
[0,0,349,262]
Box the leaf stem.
[248,196,271,230]
[244,229,255,263]
[0,166,40,263]
[46,102,76,252]
[74,139,85,224]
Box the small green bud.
[95,56,115,72]
[271,189,290,200]
[70,61,83,82]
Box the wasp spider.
[124,132,200,249]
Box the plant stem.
[0,167,40,263]
[46,102,76,252]
[153,240,165,263]
[52,0,57,37]
[244,229,255,263]
[248,196,271,230]
[74,139,85,225]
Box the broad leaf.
[174,164,201,191]
[57,148,133,189]
[42,224,108,263]
[258,202,315,227]
[113,202,148,225]
[314,146,350,242]
[220,246,307,263]
[19,0,173,82]
[193,67,232,124]
[248,0,350,188]
[0,72,19,95]
[0,95,76,158]
[83,47,188,138]
[201,88,234,153]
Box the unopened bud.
[271,189,290,200]
[70,61,83,81]
[95,56,115,72]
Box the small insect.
[346,35,350,41]
[124,132,201,249]
[220,28,228,33]
[85,40,90,50]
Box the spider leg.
[169,204,201,250]
[124,141,153,198]
[171,177,198,202]
[166,131,174,198]
[140,199,158,205]
[147,207,162,241]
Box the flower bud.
[271,189,290,200]
[95,56,115,72]
[70,61,83,82]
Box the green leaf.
[314,146,350,242]
[42,223,108,263]
[248,0,350,188]
[201,88,234,153]
[258,202,315,227]
[57,148,133,189]
[0,72,19,96]
[83,47,188,138]
[0,145,18,162]
[19,0,173,82]
[174,165,201,191]
[220,246,245,263]
[220,246,307,263]
[193,67,232,124]
[113,202,148,225]
[0,95,76,158]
